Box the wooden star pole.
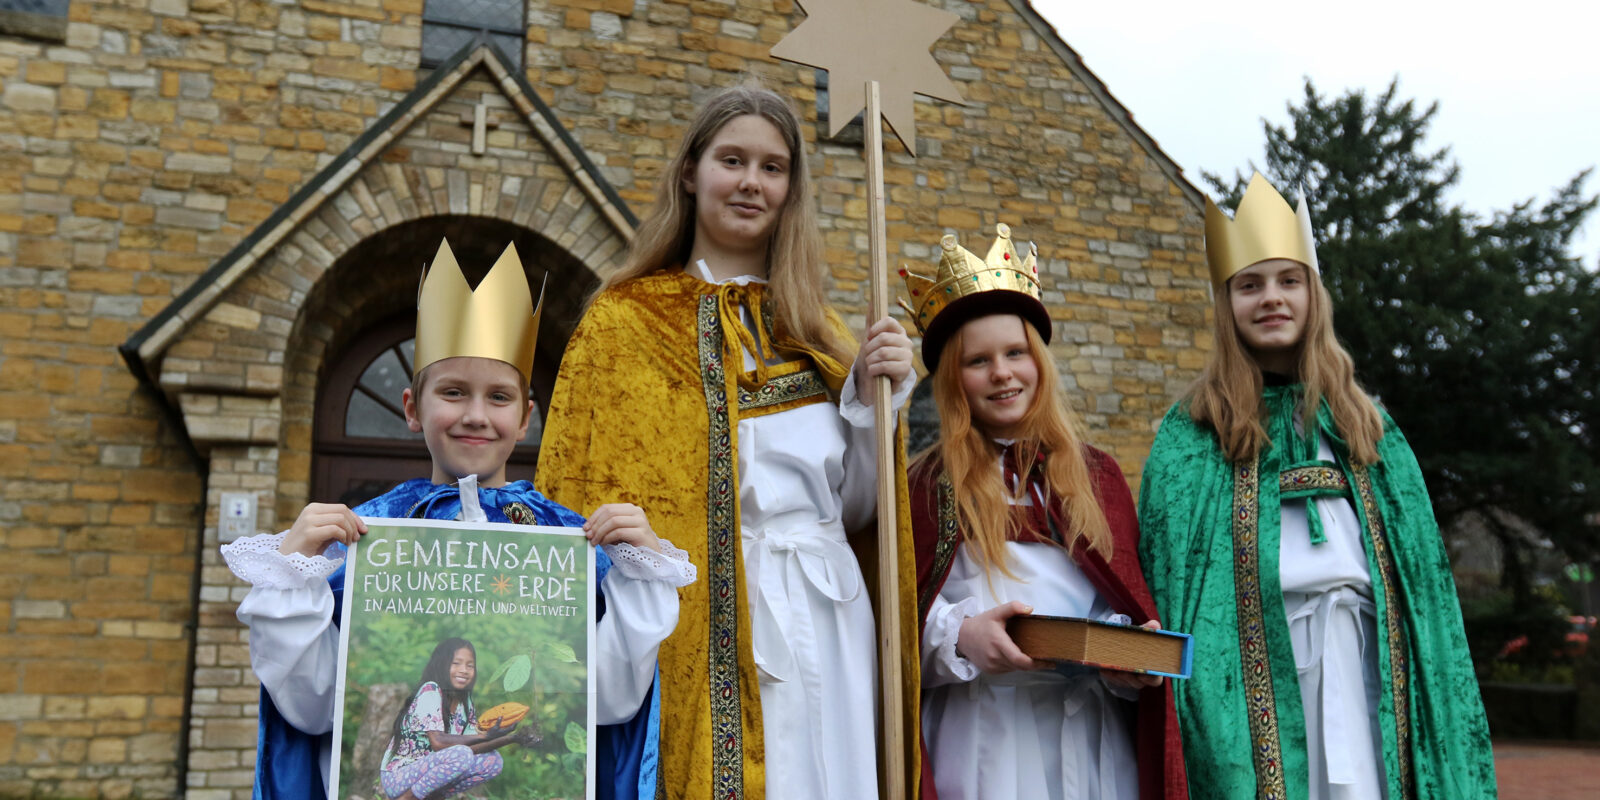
[865,80,907,800]
[770,3,963,798]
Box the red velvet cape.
[909,445,1188,800]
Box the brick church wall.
[0,1,1209,796]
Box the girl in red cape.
[905,226,1186,800]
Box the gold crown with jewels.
[1205,172,1320,288]
[897,222,1041,337]
[413,238,544,384]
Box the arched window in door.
[312,313,547,507]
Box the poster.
[329,518,595,800]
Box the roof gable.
[120,41,635,385]
[1007,0,1204,211]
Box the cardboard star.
[769,0,964,155]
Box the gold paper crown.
[897,223,1041,337]
[1205,172,1319,288]
[414,238,543,384]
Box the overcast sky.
[1029,0,1599,263]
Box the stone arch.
[119,42,637,517]
[124,43,635,408]
[276,213,600,521]
[156,142,630,404]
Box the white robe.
[221,482,695,797]
[1278,435,1387,800]
[692,261,913,800]
[918,457,1139,800]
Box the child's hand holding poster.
[330,518,595,800]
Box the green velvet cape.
[1137,386,1496,800]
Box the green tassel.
[1306,499,1328,546]
[1268,387,1332,547]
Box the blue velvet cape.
[253,479,662,800]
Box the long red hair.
[914,318,1112,579]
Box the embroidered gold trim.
[1231,461,1288,800]
[1352,464,1415,798]
[737,363,828,417]
[697,294,744,800]
[919,472,962,623]
[1278,465,1350,495]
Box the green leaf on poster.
[502,654,532,692]
[564,721,586,754]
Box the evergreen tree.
[1207,79,1600,608]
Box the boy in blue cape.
[221,239,694,800]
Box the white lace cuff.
[220,531,344,590]
[603,539,697,588]
[934,596,983,682]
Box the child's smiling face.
[956,314,1039,439]
[403,356,532,488]
[448,646,475,690]
[1228,259,1310,374]
[683,114,792,266]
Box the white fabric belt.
[742,519,859,794]
[962,666,1128,799]
[1060,680,1123,800]
[743,519,859,684]
[1286,586,1376,786]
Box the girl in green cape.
[1137,173,1496,800]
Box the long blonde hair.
[598,84,852,364]
[1187,263,1384,464]
[916,318,1112,578]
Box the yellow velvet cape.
[537,269,921,799]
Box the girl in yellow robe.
[538,85,921,800]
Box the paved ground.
[1494,741,1600,799]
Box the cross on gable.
[458,97,502,156]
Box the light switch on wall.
[219,491,258,543]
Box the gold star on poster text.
[769,0,964,154]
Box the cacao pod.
[477,701,530,729]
